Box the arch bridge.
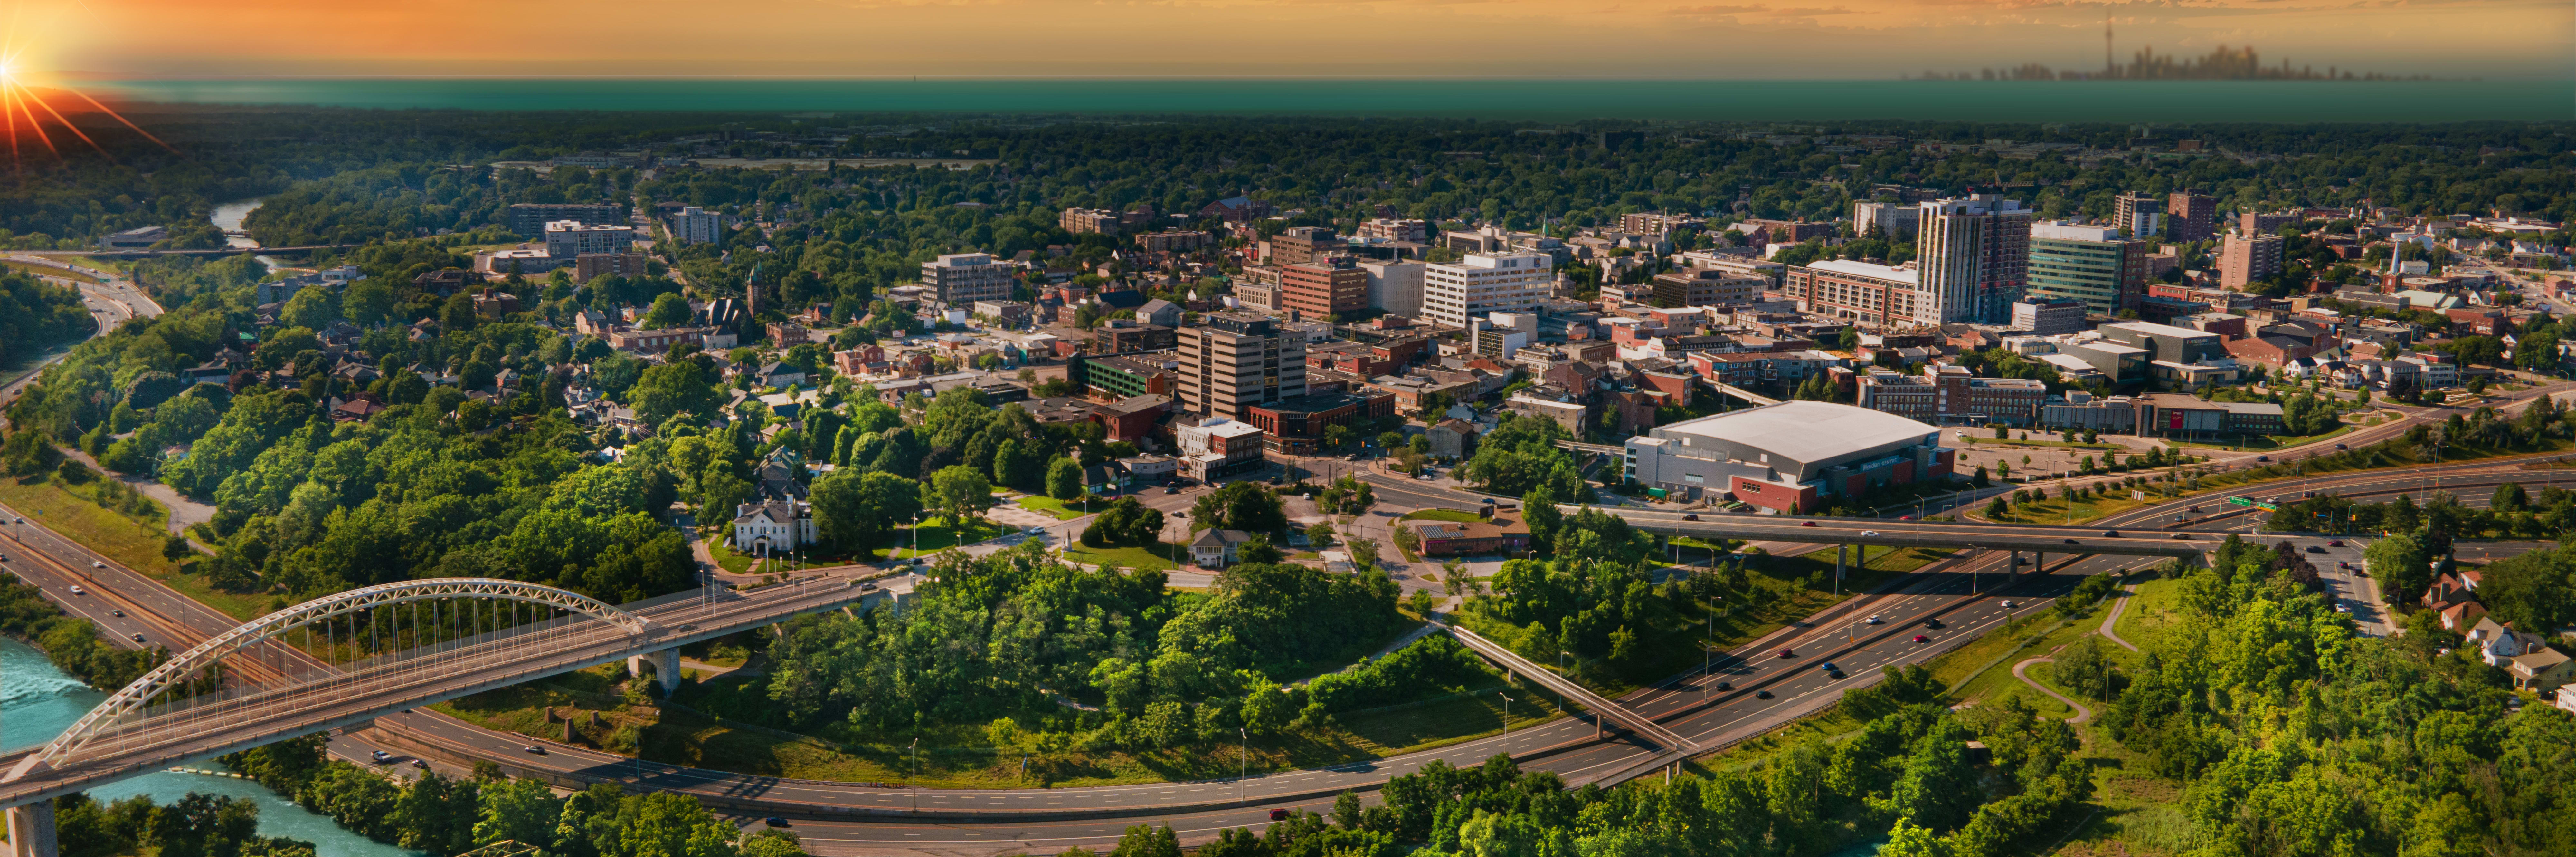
[0,574,880,818]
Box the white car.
[1999,600,2017,608]
[68,585,85,596]
[1025,527,1046,535]
[1859,530,1880,537]
[1864,615,1883,625]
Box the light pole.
[1238,727,1248,804]
[909,738,920,811]
[1499,694,1512,736]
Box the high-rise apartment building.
[2240,211,2300,237]
[2219,234,2285,289]
[1280,257,1369,318]
[1421,251,1553,329]
[2113,193,2165,239]
[2027,222,2150,315]
[1358,218,1431,243]
[1358,259,1425,318]
[1852,201,1921,240]
[920,253,1017,305]
[2167,190,2218,242]
[1914,195,2031,324]
[668,206,726,245]
[1618,212,1704,236]
[1178,312,1308,420]
[1270,227,1343,266]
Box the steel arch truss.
[34,578,649,767]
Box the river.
[0,638,422,857]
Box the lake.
[91,78,2575,122]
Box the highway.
[7,449,2571,852]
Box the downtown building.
[1421,251,1553,329]
[2167,190,2219,242]
[2112,192,2165,240]
[2220,234,2285,289]
[1914,195,2031,325]
[508,203,626,237]
[921,253,1017,305]
[1178,312,1308,420]
[1782,260,1920,327]
[1280,257,1369,318]
[2027,222,2151,315]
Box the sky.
[14,0,2573,81]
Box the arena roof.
[1657,400,1937,467]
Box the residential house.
[1192,529,1257,568]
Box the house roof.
[1192,529,1253,548]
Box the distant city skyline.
[11,0,2572,81]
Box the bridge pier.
[2010,550,2021,576]
[6,800,57,857]
[626,648,683,693]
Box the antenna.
[2104,10,2114,77]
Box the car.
[2255,455,2270,462]
[410,759,429,770]
[2327,539,2344,547]
[1820,662,1839,672]
[1025,527,1046,535]
[372,750,392,763]
[2102,530,2120,537]
[1825,669,1845,679]
[110,609,123,617]
[130,634,146,643]
[2012,557,2029,566]
[1800,521,1818,527]
[2173,533,2192,540]
[1165,486,1179,494]
[1923,618,1944,629]
[1859,530,1879,537]
[522,745,545,755]
[90,561,103,569]
[2187,505,2201,512]
[1713,682,1734,691]
[1864,615,1883,625]
[2062,538,2080,544]
[1682,514,1700,521]
[1173,511,1187,518]
[1912,635,1930,643]
[1754,690,1774,699]
[2334,443,2348,450]
[68,585,84,595]
[1777,648,1795,658]
[1269,809,1292,822]
[2355,568,2369,577]
[1998,600,2016,608]
[764,817,790,827]
[2334,604,2351,613]
[2306,545,2327,553]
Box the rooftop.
[1804,259,1920,285]
[1657,400,1935,464]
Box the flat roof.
[1804,259,1919,285]
[2102,320,2217,340]
[1657,400,1935,466]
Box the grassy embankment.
[434,624,1573,790]
[0,474,271,621]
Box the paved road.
[8,449,2566,852]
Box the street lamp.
[1238,727,1248,804]
[1499,694,1512,736]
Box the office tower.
[1914,195,2032,324]
[1280,257,1369,317]
[1421,251,1553,329]
[920,253,1017,305]
[1270,227,1343,265]
[669,206,726,245]
[2167,189,2218,242]
[1178,312,1308,419]
[1357,259,1426,317]
[2028,222,2151,315]
[2113,192,2166,239]
[1853,201,1921,240]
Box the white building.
[1852,201,1921,241]
[921,253,1017,306]
[544,221,636,259]
[1359,259,1426,318]
[2010,297,2089,336]
[1421,252,1554,329]
[1915,195,2031,325]
[732,499,816,554]
[669,206,726,245]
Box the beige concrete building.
[1178,312,1308,420]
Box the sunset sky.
[16,0,2573,80]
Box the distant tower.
[2104,11,2115,77]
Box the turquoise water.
[0,638,422,857]
[90,78,2576,121]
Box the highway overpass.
[1585,507,2214,558]
[0,574,897,823]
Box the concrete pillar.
[626,654,645,678]
[2010,550,2020,575]
[7,801,59,857]
[655,648,681,693]
[1835,545,1846,581]
[2036,552,2045,574]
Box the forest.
[0,272,97,365]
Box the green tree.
[643,293,693,329]
[810,470,925,556]
[1046,457,1084,501]
[927,464,996,528]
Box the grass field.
[1013,496,1092,520]
[0,475,273,621]
[885,516,1010,558]
[1063,542,1186,572]
[705,539,756,574]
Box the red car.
[1912,635,1930,643]
[1777,648,1795,658]
[1269,809,1291,821]
[1800,521,1818,527]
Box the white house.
[732,499,817,554]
